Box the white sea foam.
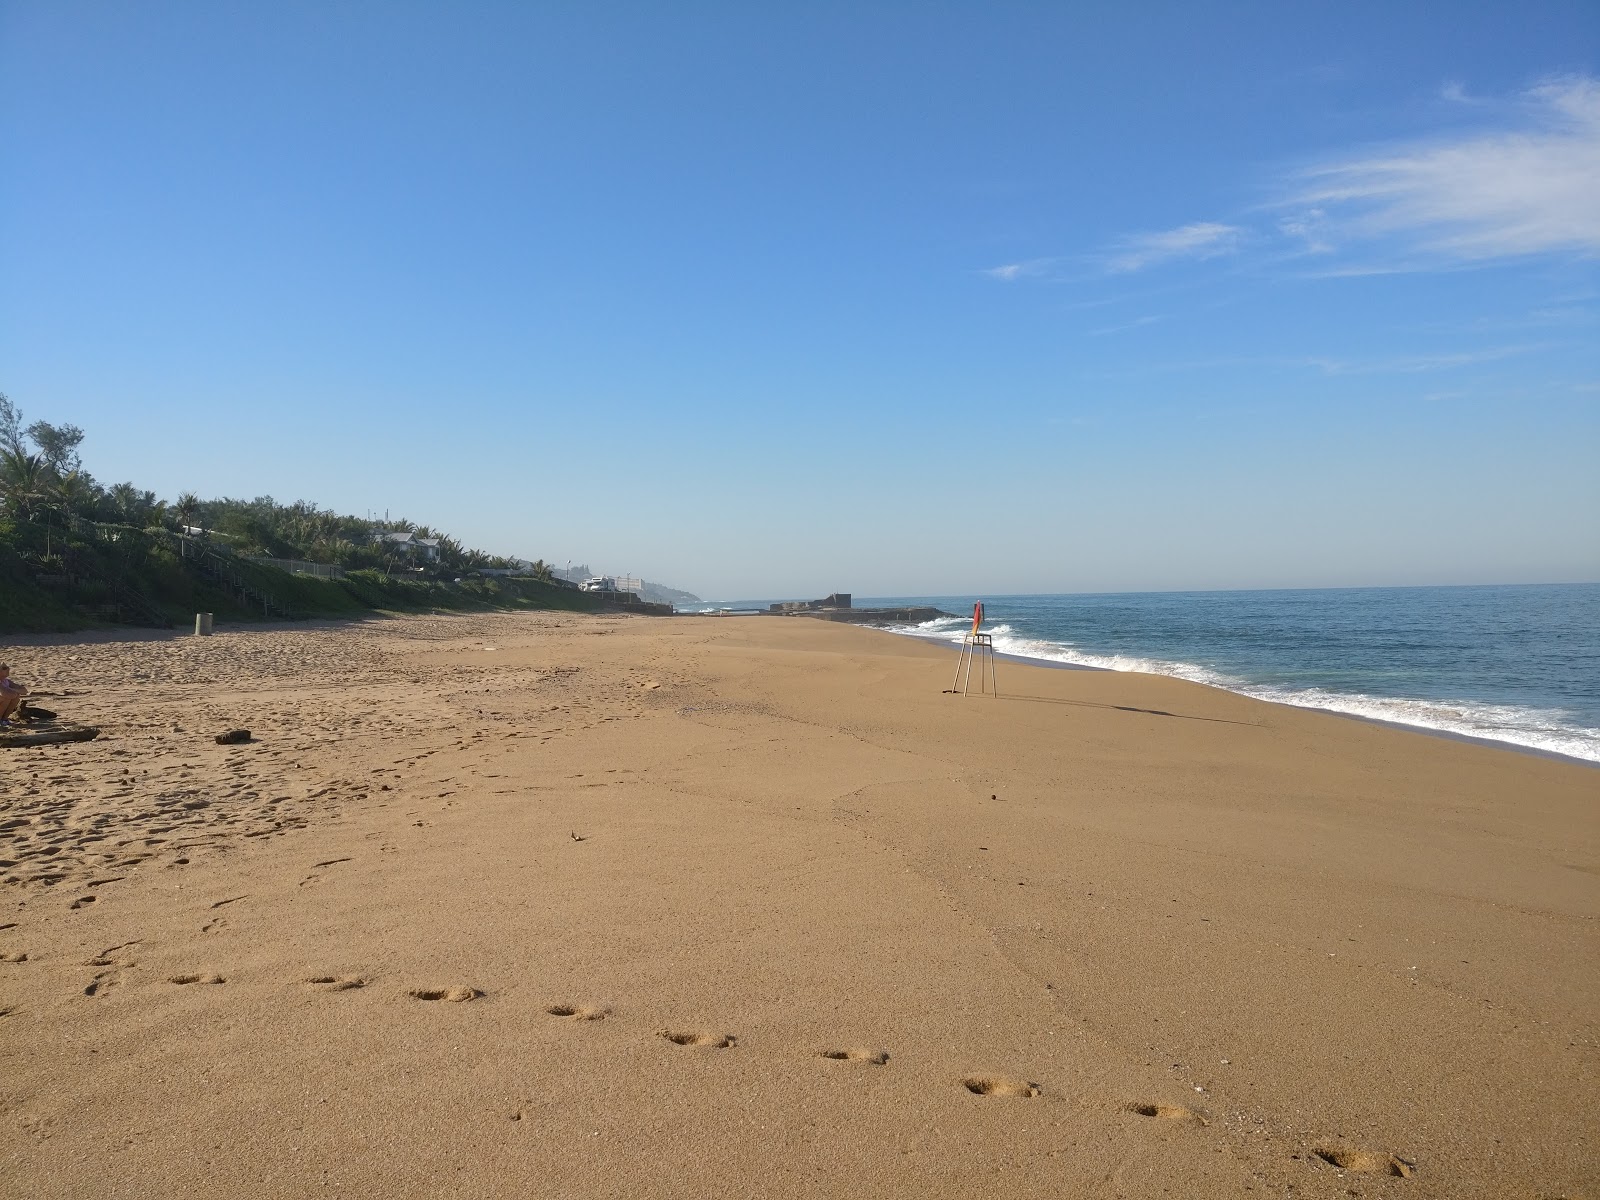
[888,617,1600,764]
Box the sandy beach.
[1,610,1595,1198]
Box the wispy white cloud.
[1305,343,1552,374]
[1284,76,1600,263]
[1400,301,1598,334]
[981,258,1057,282]
[1299,260,1464,279]
[1277,208,1334,255]
[1091,343,1560,379]
[1088,314,1164,337]
[982,77,1600,292]
[1105,222,1241,273]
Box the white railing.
[245,556,344,578]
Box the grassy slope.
[0,540,84,632]
[0,524,604,633]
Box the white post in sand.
[194,613,214,636]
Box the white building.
[377,532,440,563]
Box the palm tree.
[51,470,93,517]
[174,493,199,556]
[0,448,48,521]
[436,535,465,569]
[43,470,94,553]
[108,481,140,525]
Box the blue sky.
[2,2,1596,599]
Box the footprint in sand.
[820,1047,890,1065]
[83,941,141,997]
[546,1003,609,1021]
[16,1111,54,1143]
[298,857,352,887]
[962,1076,1041,1098]
[659,1029,737,1048]
[408,986,481,1002]
[1314,1147,1415,1178]
[1124,1102,1207,1125]
[305,975,367,992]
[169,973,226,985]
[69,895,96,910]
[0,952,27,963]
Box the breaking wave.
[887,616,1600,764]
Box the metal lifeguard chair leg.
[956,633,998,697]
[950,636,972,694]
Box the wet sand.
[1,611,1595,1198]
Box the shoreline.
[8,610,1594,768]
[875,621,1600,769]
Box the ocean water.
[695,585,1600,763]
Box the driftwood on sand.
[0,724,99,748]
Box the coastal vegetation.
[0,393,591,632]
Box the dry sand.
[1,610,1595,1198]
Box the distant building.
[377,531,440,563]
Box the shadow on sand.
[984,694,1258,727]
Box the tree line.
[0,393,551,579]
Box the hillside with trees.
[0,393,603,632]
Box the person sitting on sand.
[0,664,29,727]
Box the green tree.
[0,447,49,521]
[50,470,94,517]
[107,482,141,525]
[0,393,25,458]
[139,491,165,529]
[435,535,466,569]
[173,493,200,553]
[25,420,85,476]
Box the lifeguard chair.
[947,602,999,697]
